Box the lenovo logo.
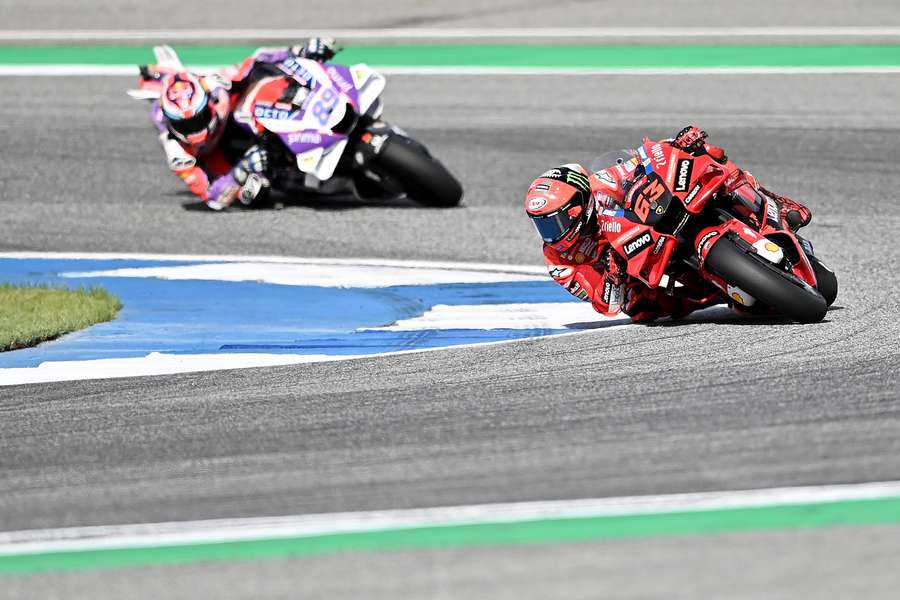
[674,159,693,192]
[623,232,653,258]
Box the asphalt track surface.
[6,0,900,32]
[4,6,900,599]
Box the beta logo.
[623,232,653,258]
[674,159,693,192]
[279,57,315,84]
[254,105,296,120]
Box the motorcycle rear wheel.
[706,238,827,323]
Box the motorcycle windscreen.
[531,209,577,243]
[591,149,637,173]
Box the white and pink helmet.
[160,72,229,149]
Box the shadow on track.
[566,305,841,330]
[648,305,842,327]
[179,192,459,212]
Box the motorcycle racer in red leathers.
[144,37,337,210]
[524,126,812,323]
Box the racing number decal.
[633,178,666,222]
[311,87,339,126]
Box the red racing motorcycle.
[596,142,837,323]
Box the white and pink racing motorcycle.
[129,46,463,207]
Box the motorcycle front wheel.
[706,238,827,323]
[371,135,463,208]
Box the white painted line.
[0,329,596,386]
[0,65,137,76]
[4,65,900,77]
[62,261,544,288]
[1,480,899,556]
[0,253,599,386]
[0,252,548,276]
[0,352,349,386]
[369,302,623,330]
[4,27,900,42]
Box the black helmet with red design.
[525,164,595,250]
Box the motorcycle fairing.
[254,58,385,181]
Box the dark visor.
[168,101,213,137]
[530,207,577,243]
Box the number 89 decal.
[311,87,339,126]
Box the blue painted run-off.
[0,258,582,368]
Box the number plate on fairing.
[625,173,673,226]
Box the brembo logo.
[623,232,653,258]
[696,231,719,257]
[674,159,693,192]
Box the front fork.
[349,120,408,168]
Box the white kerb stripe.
[4,65,900,77]
[0,480,899,556]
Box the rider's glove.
[234,146,269,183]
[673,125,728,163]
[672,125,708,153]
[206,173,240,211]
[139,65,162,81]
[291,37,337,62]
[232,146,271,206]
[238,173,271,206]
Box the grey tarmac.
[2,22,900,600]
[5,0,900,34]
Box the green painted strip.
[2,44,900,68]
[2,496,900,575]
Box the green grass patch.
[0,284,122,352]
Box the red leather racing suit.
[543,140,726,322]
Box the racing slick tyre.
[706,238,827,323]
[806,254,838,307]
[373,135,463,207]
